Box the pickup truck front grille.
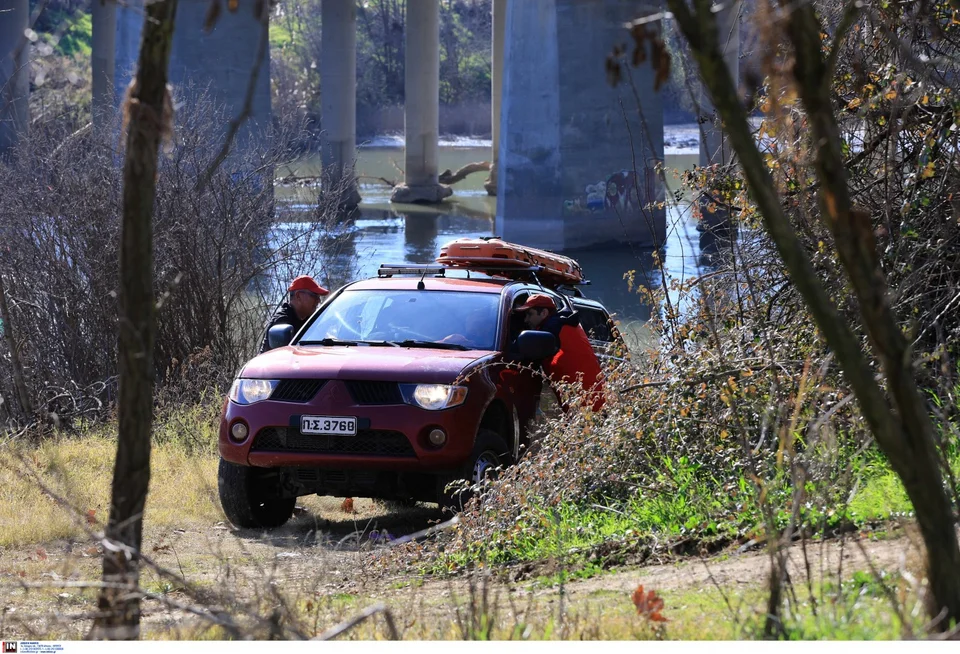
[345,381,403,405]
[251,427,416,458]
[270,379,326,402]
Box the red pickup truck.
[218,264,621,528]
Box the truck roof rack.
[378,262,548,277]
[377,263,592,290]
[377,264,447,277]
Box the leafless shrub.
[0,89,357,429]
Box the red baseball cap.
[516,294,556,312]
[288,275,329,296]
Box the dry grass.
[0,433,221,547]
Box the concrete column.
[391,0,451,204]
[92,0,118,130]
[113,0,272,177]
[0,0,29,156]
[484,0,506,196]
[321,0,360,209]
[496,0,665,251]
[699,0,740,167]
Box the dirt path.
[0,498,926,639]
[566,528,921,596]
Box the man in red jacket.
[514,294,605,412]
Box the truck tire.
[218,458,296,529]
[439,429,511,512]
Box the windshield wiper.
[394,340,469,351]
[298,337,358,347]
[298,338,403,348]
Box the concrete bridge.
[0,0,740,252]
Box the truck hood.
[240,345,496,384]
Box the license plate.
[300,415,357,436]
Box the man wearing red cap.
[259,276,330,353]
[513,293,604,412]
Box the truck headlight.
[228,379,279,405]
[400,384,468,410]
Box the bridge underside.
[108,0,666,252]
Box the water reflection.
[278,147,712,337]
[403,214,439,263]
[303,202,707,332]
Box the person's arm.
[259,305,298,353]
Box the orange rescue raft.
[436,238,585,287]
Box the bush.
[0,92,354,427]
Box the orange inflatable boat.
[436,237,585,287]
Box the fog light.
[428,428,447,447]
[230,422,249,442]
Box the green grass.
[291,570,926,639]
[435,451,933,581]
[41,11,92,57]
[849,468,913,522]
[269,23,296,49]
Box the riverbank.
[0,427,929,640]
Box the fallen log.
[277,162,491,190]
[438,161,491,185]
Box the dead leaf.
[152,544,172,553]
[86,509,97,525]
[35,547,48,561]
[632,584,668,622]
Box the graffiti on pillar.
[563,170,643,215]
[604,170,641,211]
[585,181,605,210]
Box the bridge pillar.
[496,0,665,252]
[91,0,117,131]
[321,0,360,209]
[699,0,740,167]
[0,0,29,156]
[115,0,272,168]
[390,0,451,204]
[484,0,506,196]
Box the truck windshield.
[299,290,501,351]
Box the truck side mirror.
[266,324,295,351]
[516,330,558,360]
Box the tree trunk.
[665,0,960,630]
[0,274,32,418]
[784,2,960,626]
[89,0,178,640]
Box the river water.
[276,126,708,348]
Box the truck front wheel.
[439,429,510,512]
[218,458,296,529]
